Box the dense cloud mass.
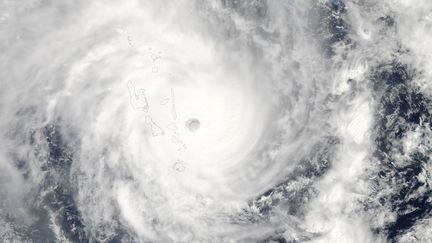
[0,0,431,242]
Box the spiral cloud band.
[1,0,431,242]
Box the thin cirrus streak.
[0,0,431,242]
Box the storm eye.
[185,118,200,132]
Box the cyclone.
[1,0,432,242]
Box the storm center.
[185,118,200,132]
